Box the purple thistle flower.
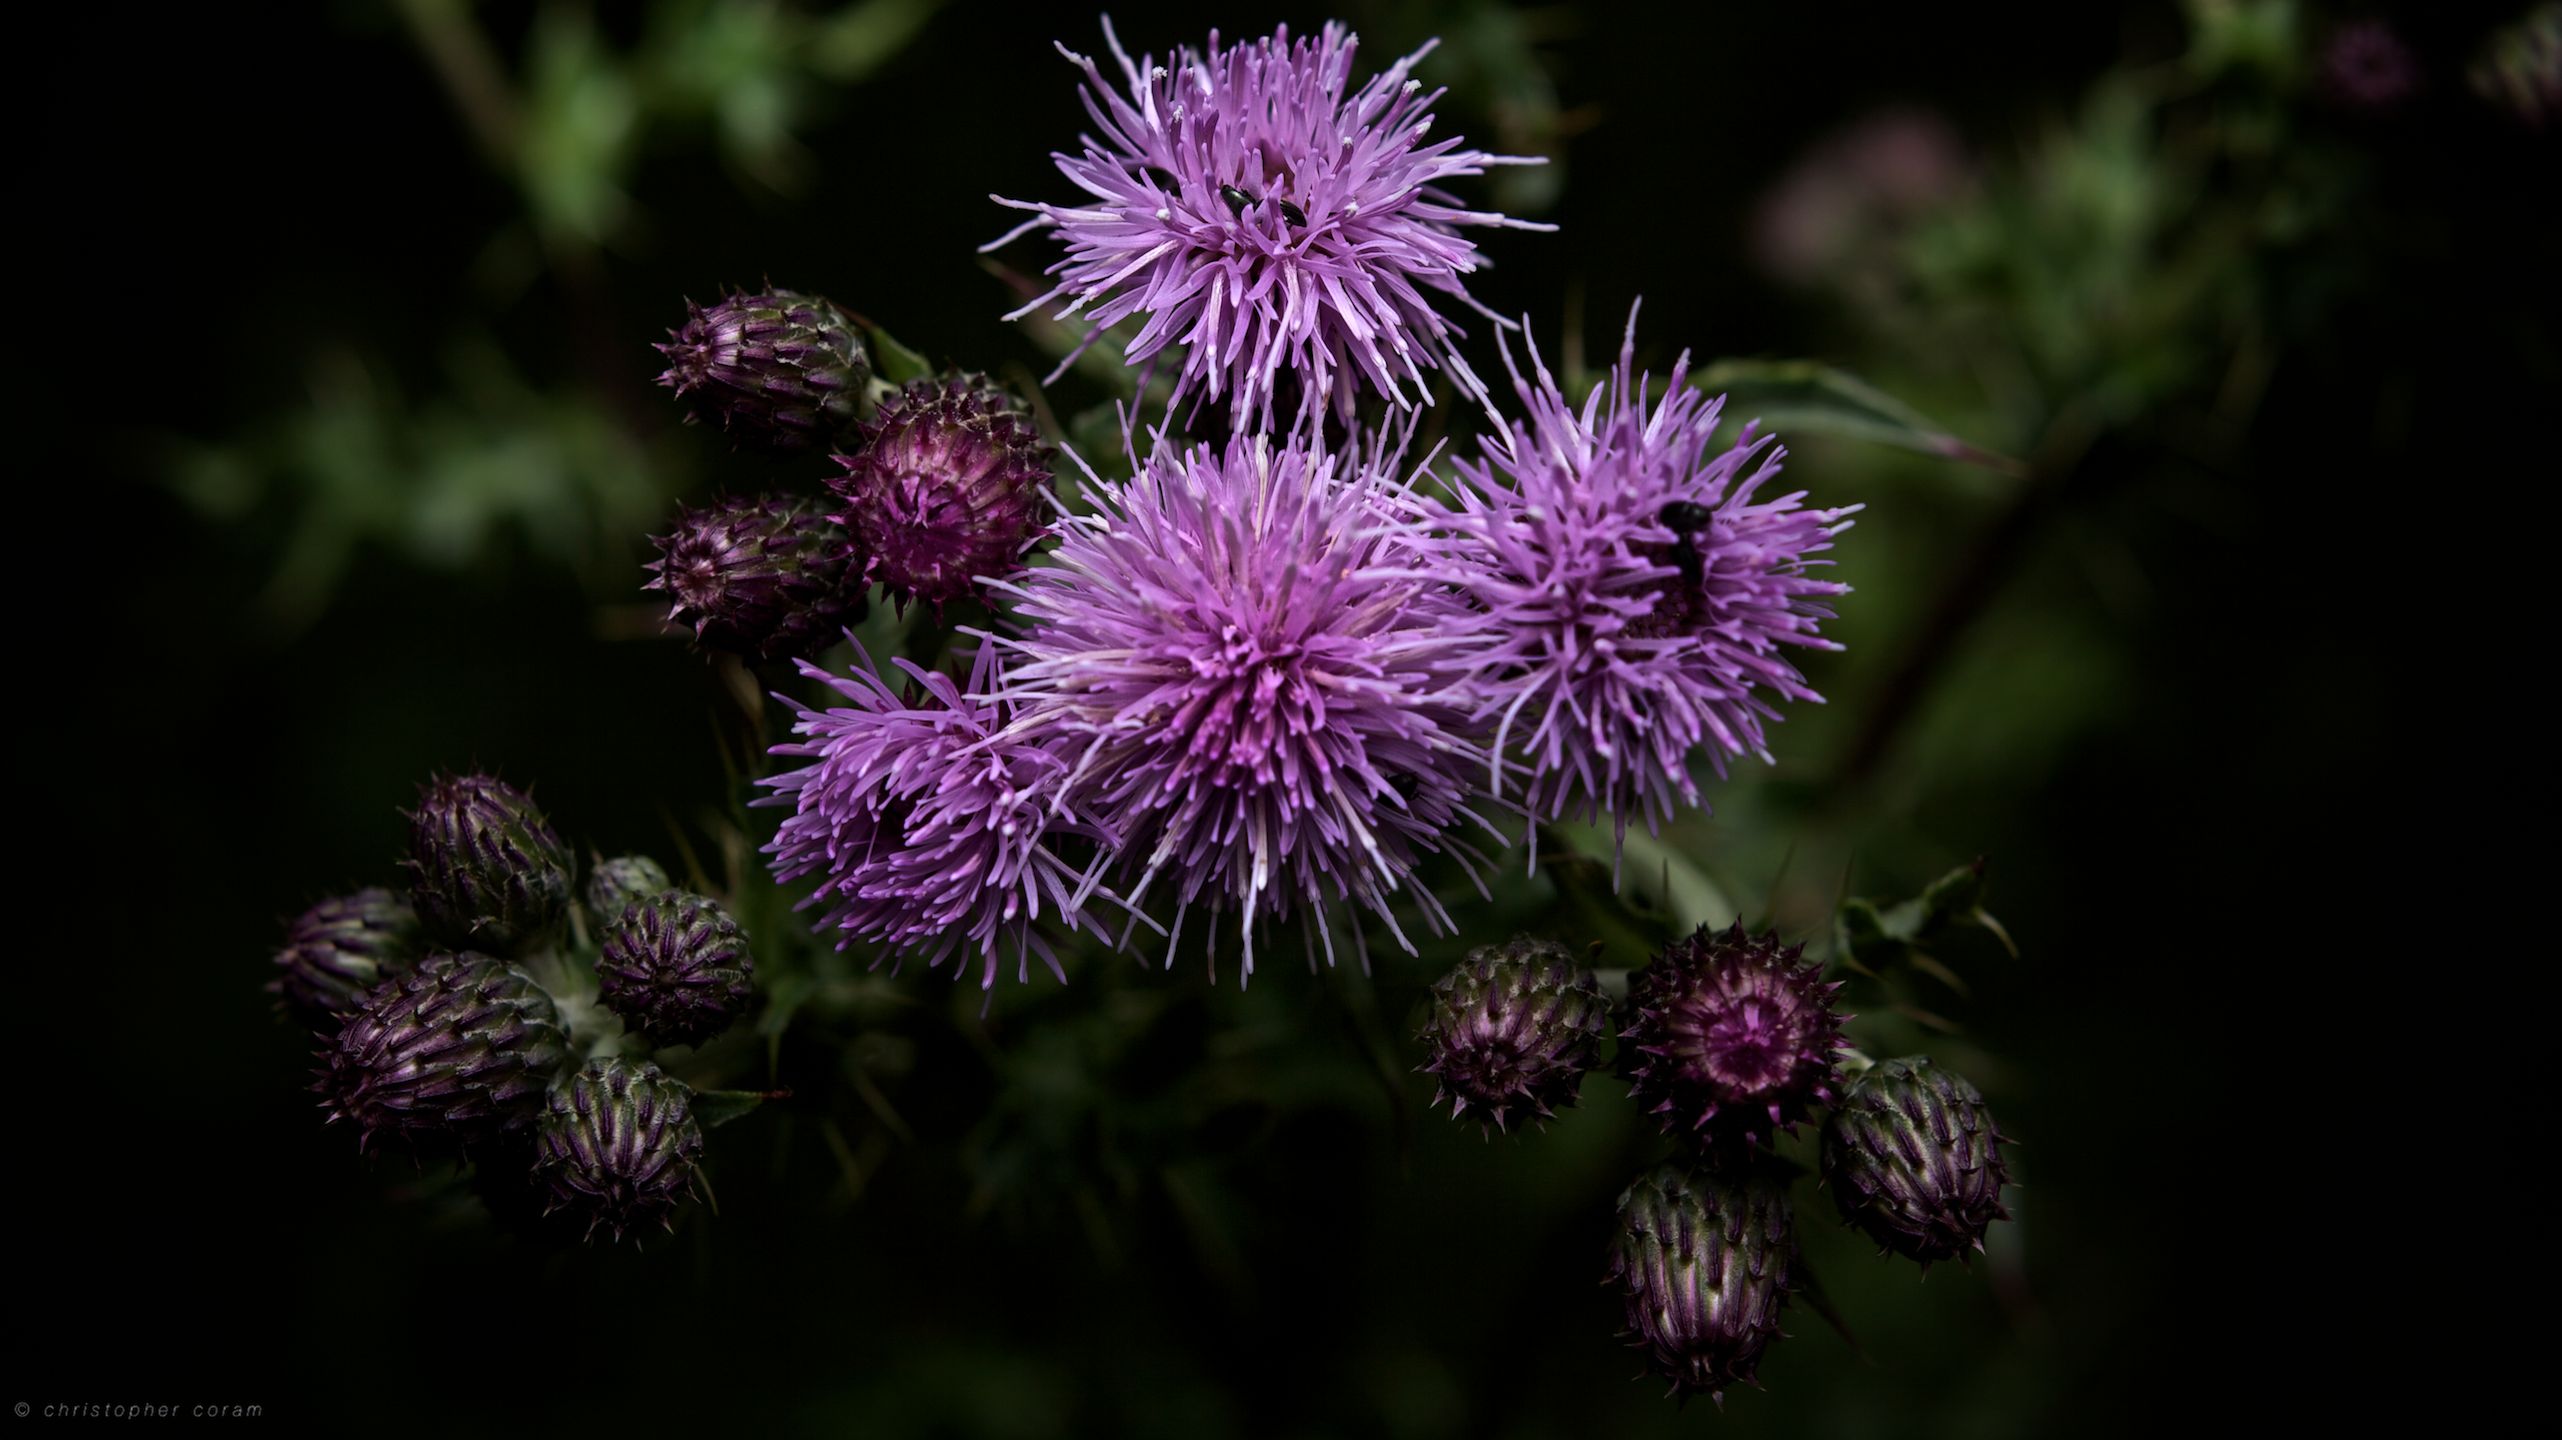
[986,20,1553,433]
[760,642,1113,990]
[995,430,1495,980]
[1424,307,1860,857]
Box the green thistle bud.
[318,952,573,1151]
[1606,1164,1795,1403]
[272,888,422,1027]
[405,773,574,950]
[534,1058,705,1242]
[1418,936,1612,1131]
[1820,1056,2011,1267]
[585,854,672,921]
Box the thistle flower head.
[1607,1163,1796,1403]
[596,890,755,1048]
[584,854,672,921]
[998,431,1491,980]
[1621,922,1846,1148]
[404,773,574,950]
[1821,1055,2012,1267]
[1426,308,1859,852]
[988,20,1553,432]
[646,493,867,661]
[761,642,1111,990]
[317,952,571,1152]
[827,373,1052,611]
[272,888,422,1027]
[534,1058,704,1243]
[1419,935,1611,1131]
[655,288,869,452]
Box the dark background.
[20,0,2548,1432]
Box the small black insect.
[1219,184,1255,214]
[1276,198,1308,226]
[1658,501,1717,587]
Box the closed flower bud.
[1622,922,1847,1148]
[534,1058,705,1242]
[405,773,574,950]
[585,854,672,921]
[1820,1056,2011,1267]
[656,289,870,452]
[1607,1164,1795,1403]
[597,890,754,1048]
[826,372,1052,610]
[1419,936,1611,1131]
[647,493,866,661]
[318,952,572,1151]
[272,888,422,1027]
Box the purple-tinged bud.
[533,1058,705,1243]
[584,854,672,921]
[1621,922,1847,1149]
[655,289,869,452]
[317,952,572,1151]
[826,373,1052,610]
[405,774,574,950]
[1419,936,1612,1132]
[271,888,422,1027]
[1607,1164,1795,1403]
[2321,20,2422,111]
[646,493,867,662]
[1820,1056,2011,1267]
[596,891,754,1048]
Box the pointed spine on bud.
[1419,936,1612,1131]
[1820,1055,2011,1266]
[317,952,572,1151]
[405,773,574,950]
[655,288,870,452]
[272,888,422,1027]
[596,890,754,1048]
[533,1058,705,1242]
[1606,1163,1795,1403]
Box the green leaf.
[859,318,936,386]
[1694,359,2025,476]
[692,1088,787,1129]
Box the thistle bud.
[318,952,571,1151]
[826,372,1052,610]
[585,854,672,921]
[272,888,422,1027]
[646,493,865,661]
[1418,936,1611,1131]
[1820,1056,2011,1266]
[1607,1164,1795,1403]
[597,890,754,1048]
[405,773,574,950]
[1621,922,1846,1148]
[534,1058,705,1242]
[655,289,870,452]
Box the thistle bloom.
[761,642,1111,989]
[1427,308,1860,855]
[986,20,1552,432]
[996,431,1493,980]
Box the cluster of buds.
[275,771,759,1244]
[647,288,1054,659]
[1417,918,2011,1405]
